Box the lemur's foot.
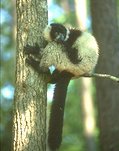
[26,56,50,75]
[24,43,40,55]
[26,56,39,66]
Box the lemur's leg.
[25,56,49,73]
[24,44,74,84]
[24,44,49,74]
[26,56,73,84]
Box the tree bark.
[12,0,48,151]
[91,0,119,150]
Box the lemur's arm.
[24,44,50,74]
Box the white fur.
[64,28,70,41]
[40,32,99,77]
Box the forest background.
[1,0,119,151]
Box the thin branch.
[82,73,119,83]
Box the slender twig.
[82,73,119,83]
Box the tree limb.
[82,73,119,83]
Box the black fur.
[50,69,62,84]
[24,44,51,75]
[63,29,82,64]
[50,23,67,42]
[48,71,73,151]
[24,43,40,55]
[50,24,82,64]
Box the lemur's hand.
[24,43,40,55]
[24,43,51,82]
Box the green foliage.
[0,106,12,151]
[53,12,77,27]
[1,0,16,87]
[53,0,74,6]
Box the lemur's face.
[43,23,69,43]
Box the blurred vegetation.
[1,0,119,151]
[1,0,16,150]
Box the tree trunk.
[91,0,119,150]
[12,0,48,151]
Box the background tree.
[91,0,119,150]
[12,0,48,150]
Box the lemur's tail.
[48,72,73,151]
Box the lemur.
[24,23,99,151]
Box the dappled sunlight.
[81,78,97,150]
[81,78,95,135]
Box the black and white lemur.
[24,23,99,151]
